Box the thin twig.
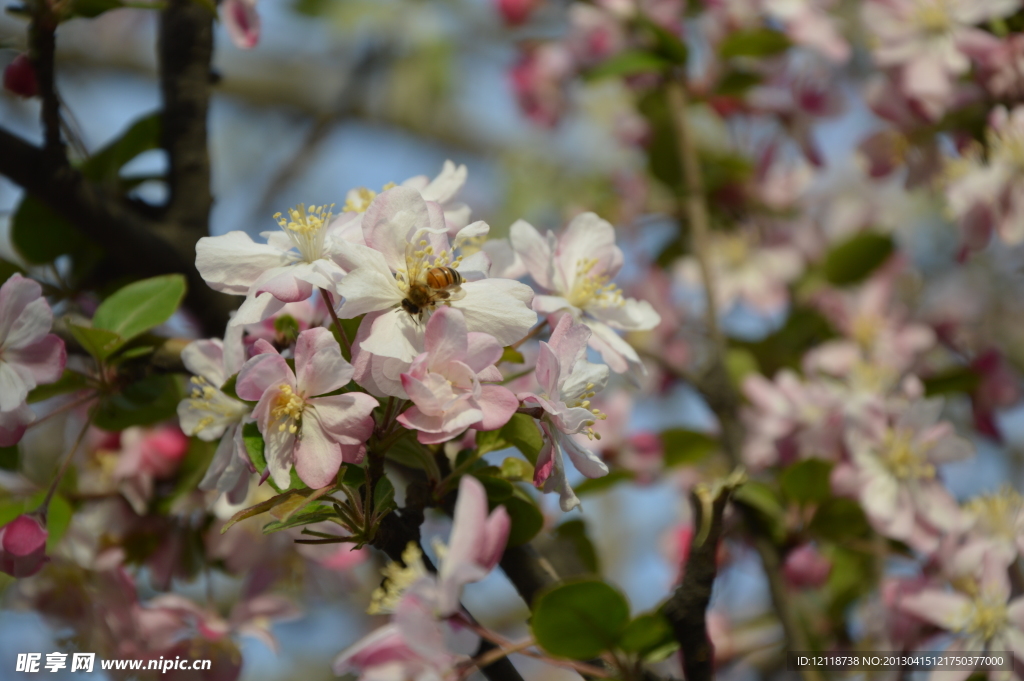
[40,414,92,516]
[320,287,352,357]
[665,76,823,681]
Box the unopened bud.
[3,54,38,98]
[0,514,49,578]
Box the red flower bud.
[496,0,538,25]
[3,54,38,99]
[0,514,49,578]
[782,544,831,589]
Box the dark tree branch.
[28,9,62,156]
[158,0,214,243]
[662,477,740,681]
[0,127,236,334]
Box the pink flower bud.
[0,514,48,578]
[3,54,38,98]
[496,0,538,25]
[782,544,831,589]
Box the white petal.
[196,232,288,295]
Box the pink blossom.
[337,187,536,363]
[114,425,190,513]
[496,0,540,25]
[764,0,850,63]
[399,161,472,237]
[566,4,626,67]
[510,213,660,380]
[396,308,518,445]
[900,551,1024,672]
[945,105,1024,247]
[0,513,48,578]
[970,350,1021,440]
[845,398,972,551]
[518,315,610,511]
[236,327,378,489]
[782,544,831,589]
[965,34,1024,100]
[862,0,1019,117]
[3,53,37,98]
[511,43,574,128]
[0,274,66,444]
[222,0,260,49]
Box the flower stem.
[40,414,92,519]
[511,320,548,350]
[26,391,96,431]
[319,287,352,357]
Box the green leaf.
[810,498,871,542]
[733,307,836,376]
[923,367,980,396]
[45,494,73,551]
[501,413,543,464]
[725,348,760,389]
[779,459,833,505]
[719,28,791,59]
[643,18,688,65]
[499,457,534,482]
[373,476,396,515]
[11,196,89,264]
[532,579,631,659]
[68,324,124,361]
[28,370,90,403]
[80,112,161,183]
[0,258,25,282]
[825,546,874,618]
[0,445,19,471]
[586,50,670,81]
[554,519,600,574]
[474,474,514,502]
[618,612,674,655]
[732,481,786,543]
[503,489,545,548]
[575,469,635,496]
[661,428,717,468]
[273,314,301,345]
[716,70,762,96]
[501,346,526,364]
[71,0,124,16]
[822,232,895,286]
[93,374,181,429]
[262,507,337,534]
[93,274,187,344]
[243,421,266,471]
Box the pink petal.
[295,327,353,397]
[294,411,344,489]
[425,307,468,369]
[236,353,294,401]
[509,219,555,290]
[223,0,260,49]
[899,590,970,630]
[255,271,313,304]
[475,384,518,431]
[5,333,65,386]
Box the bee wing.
[445,286,467,303]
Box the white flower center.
[965,487,1023,540]
[563,381,607,439]
[395,235,464,296]
[186,377,247,433]
[368,542,429,614]
[270,384,305,435]
[566,258,624,309]
[990,124,1024,173]
[913,0,953,34]
[274,203,334,263]
[959,595,1008,642]
[881,429,936,480]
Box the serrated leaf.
[93,274,187,344]
[779,459,833,504]
[69,324,124,361]
[532,579,630,659]
[719,28,791,59]
[822,232,895,286]
[575,469,635,496]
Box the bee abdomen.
[425,266,463,289]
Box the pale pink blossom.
[337,187,536,363]
[0,513,48,578]
[518,315,610,511]
[511,43,574,128]
[965,34,1024,100]
[196,204,358,327]
[843,398,972,551]
[510,213,659,380]
[400,161,472,238]
[566,4,626,67]
[862,0,1019,117]
[764,0,850,63]
[782,544,831,589]
[676,230,804,317]
[177,331,251,504]
[236,327,378,489]
[222,0,260,49]
[0,274,66,444]
[397,308,518,445]
[900,551,1024,673]
[945,105,1024,247]
[114,426,190,514]
[741,370,845,469]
